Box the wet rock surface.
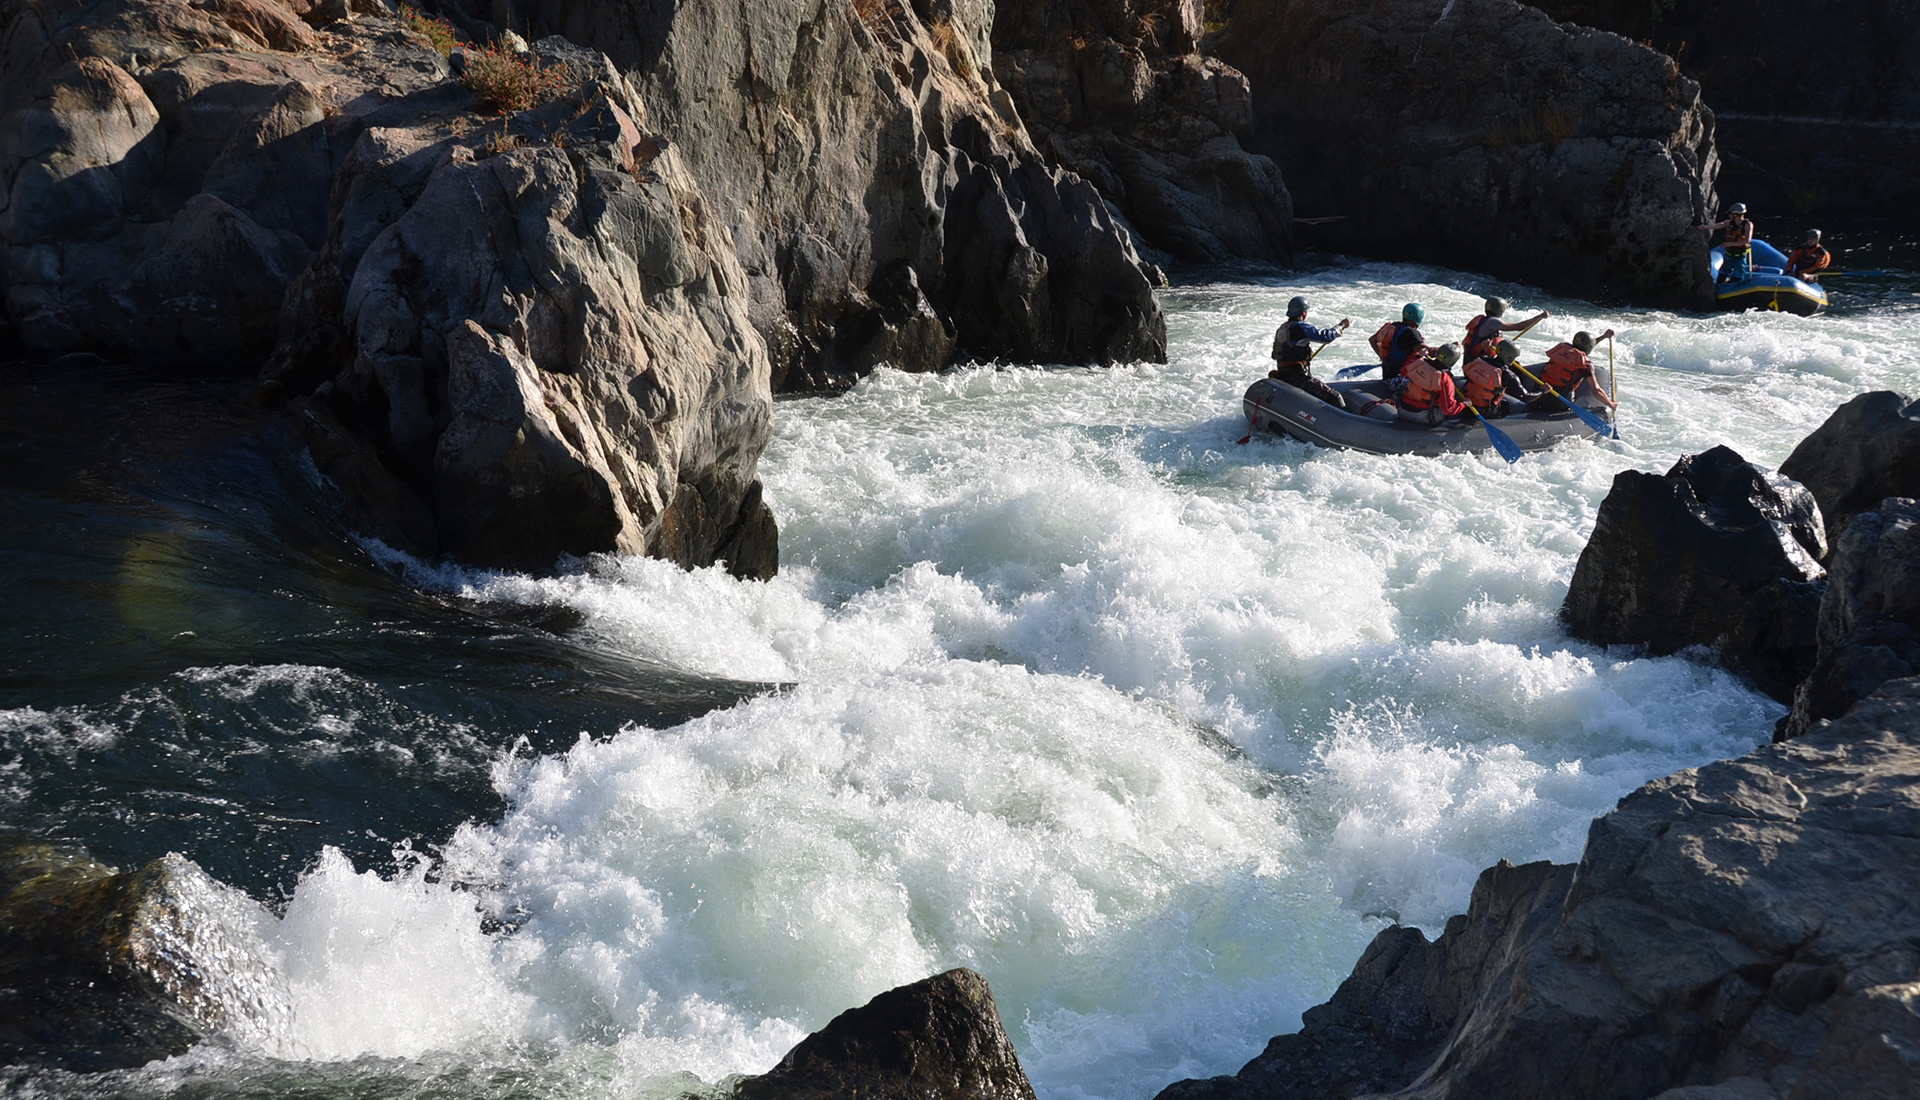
[0,845,287,1071]
[1155,676,1920,1100]
[1778,391,1920,549]
[490,0,1167,391]
[1216,0,1718,309]
[1778,498,1920,741]
[991,0,1293,267]
[1563,445,1827,702]
[733,968,1037,1100]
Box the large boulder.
[1216,0,1719,309]
[733,968,1037,1100]
[0,846,288,1071]
[991,0,1294,266]
[1563,445,1827,702]
[1778,499,1920,741]
[1156,676,1920,1100]
[1778,391,1920,550]
[489,0,1168,391]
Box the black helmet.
[1485,297,1508,317]
[1287,296,1309,318]
[1806,229,1822,243]
[1573,331,1596,352]
[1729,202,1748,215]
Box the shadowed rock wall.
[1217,0,1719,309]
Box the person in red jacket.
[1527,330,1617,413]
[1786,230,1832,280]
[1394,342,1468,424]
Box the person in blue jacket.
[1270,296,1351,405]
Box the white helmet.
[1729,202,1748,215]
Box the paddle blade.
[1335,363,1379,379]
[1236,433,1252,445]
[1560,397,1617,439]
[1478,414,1524,464]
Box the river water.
[4,255,1917,1100]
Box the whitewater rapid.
[15,261,1919,1100]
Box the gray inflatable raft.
[1243,376,1612,457]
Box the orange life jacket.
[1367,322,1394,361]
[1463,314,1497,360]
[1724,219,1753,252]
[1463,357,1505,407]
[1399,356,1449,411]
[1540,343,1590,392]
[1787,246,1830,276]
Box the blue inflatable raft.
[1711,239,1829,315]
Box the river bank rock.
[1777,499,1920,742]
[1,0,779,577]
[991,0,1293,267]
[1563,445,1827,702]
[1778,391,1920,550]
[0,845,288,1071]
[1215,0,1718,310]
[489,0,1166,393]
[733,968,1036,1100]
[1155,676,1920,1100]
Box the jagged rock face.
[1217,0,1718,310]
[991,0,1294,266]
[1779,391,1920,550]
[1778,499,1920,742]
[1156,676,1920,1100]
[0,0,779,578]
[1563,445,1827,703]
[734,968,1038,1100]
[497,0,1167,391]
[0,846,288,1071]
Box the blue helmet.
[1403,302,1425,324]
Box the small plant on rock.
[398,4,459,58]
[463,46,574,114]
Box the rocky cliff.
[1216,0,1719,309]
[490,0,1168,391]
[1530,0,1920,224]
[1,0,777,576]
[1157,676,1920,1100]
[991,0,1294,267]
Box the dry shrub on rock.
[463,47,574,113]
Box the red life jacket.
[1463,357,1505,407]
[1463,314,1506,362]
[1788,246,1830,276]
[1540,343,1590,391]
[1368,322,1397,361]
[1399,356,1450,411]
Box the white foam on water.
[204,264,1920,1098]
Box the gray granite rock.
[1779,391,1920,550]
[1216,0,1719,309]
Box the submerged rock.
[1216,0,1718,309]
[0,845,288,1071]
[733,968,1036,1100]
[490,0,1167,391]
[1563,445,1827,702]
[1778,498,1920,741]
[992,0,1293,266]
[1155,676,1920,1100]
[1778,391,1920,550]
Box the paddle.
[1510,362,1617,439]
[1811,269,1885,278]
[1462,402,1523,464]
[1334,361,1378,380]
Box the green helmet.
[1403,302,1425,324]
[1573,331,1596,353]
[1433,342,1462,369]
[1287,296,1309,318]
[1485,297,1508,318]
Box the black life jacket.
[1274,320,1316,364]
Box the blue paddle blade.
[1334,363,1379,379]
[1471,409,1523,463]
[1557,395,1617,439]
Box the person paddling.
[1394,342,1468,425]
[1787,230,1832,281]
[1525,330,1617,413]
[1366,303,1427,381]
[1704,203,1755,283]
[1464,297,1549,363]
[1270,296,1351,406]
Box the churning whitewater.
[15,262,1919,1100]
